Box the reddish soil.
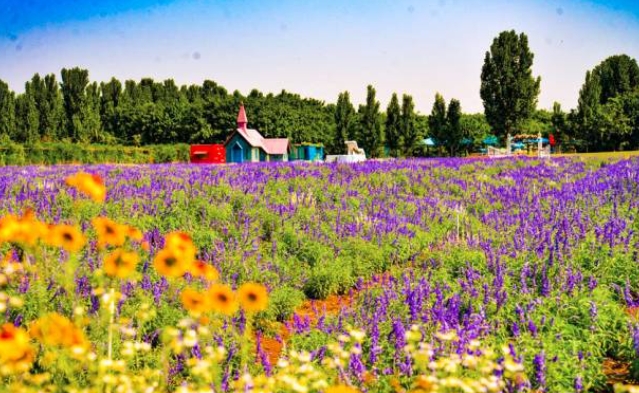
[601,307,639,388]
[257,272,392,365]
[627,306,639,320]
[603,358,635,387]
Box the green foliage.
[384,93,402,157]
[575,55,639,151]
[0,143,189,165]
[428,93,447,152]
[0,80,15,139]
[333,91,356,154]
[61,67,91,142]
[265,286,305,322]
[400,94,419,156]
[303,265,347,300]
[480,30,541,137]
[356,85,384,158]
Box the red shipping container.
[190,144,226,164]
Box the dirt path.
[258,273,394,365]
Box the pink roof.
[262,138,289,155]
[232,128,289,155]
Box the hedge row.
[0,142,190,166]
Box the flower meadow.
[2,158,639,392]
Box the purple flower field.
[1,157,639,392]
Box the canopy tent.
[422,138,436,146]
[512,134,549,144]
[521,138,549,144]
[482,135,499,146]
[460,137,473,146]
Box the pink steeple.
[237,103,248,130]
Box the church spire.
[237,103,248,130]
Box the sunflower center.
[217,293,228,303]
[247,293,258,302]
[105,225,115,235]
[164,257,177,267]
[63,232,74,242]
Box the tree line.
[1,30,639,156]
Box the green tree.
[61,67,91,141]
[400,94,419,156]
[591,54,639,105]
[100,78,123,140]
[41,74,64,141]
[385,93,401,157]
[0,80,15,139]
[357,85,384,157]
[84,82,103,143]
[460,113,491,152]
[480,30,541,137]
[428,93,447,154]
[550,102,567,150]
[14,80,40,143]
[333,91,355,154]
[575,55,639,151]
[446,99,462,156]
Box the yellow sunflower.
[180,288,209,314]
[49,224,86,253]
[29,314,88,354]
[0,323,32,361]
[65,172,106,203]
[207,284,238,316]
[164,231,197,261]
[0,215,19,244]
[237,283,269,313]
[0,323,35,373]
[325,386,361,393]
[103,249,139,278]
[189,260,219,282]
[92,217,127,247]
[153,248,190,278]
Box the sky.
[1,0,639,113]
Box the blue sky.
[1,0,639,113]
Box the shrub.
[265,286,305,322]
[303,267,341,300]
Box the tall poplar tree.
[400,94,418,156]
[37,74,64,141]
[385,93,401,157]
[15,80,40,143]
[0,80,15,140]
[428,93,447,154]
[334,91,355,154]
[61,67,90,141]
[446,99,462,156]
[480,30,541,137]
[357,85,383,157]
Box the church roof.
[232,128,289,155]
[237,104,248,126]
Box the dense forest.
[1,30,639,158]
